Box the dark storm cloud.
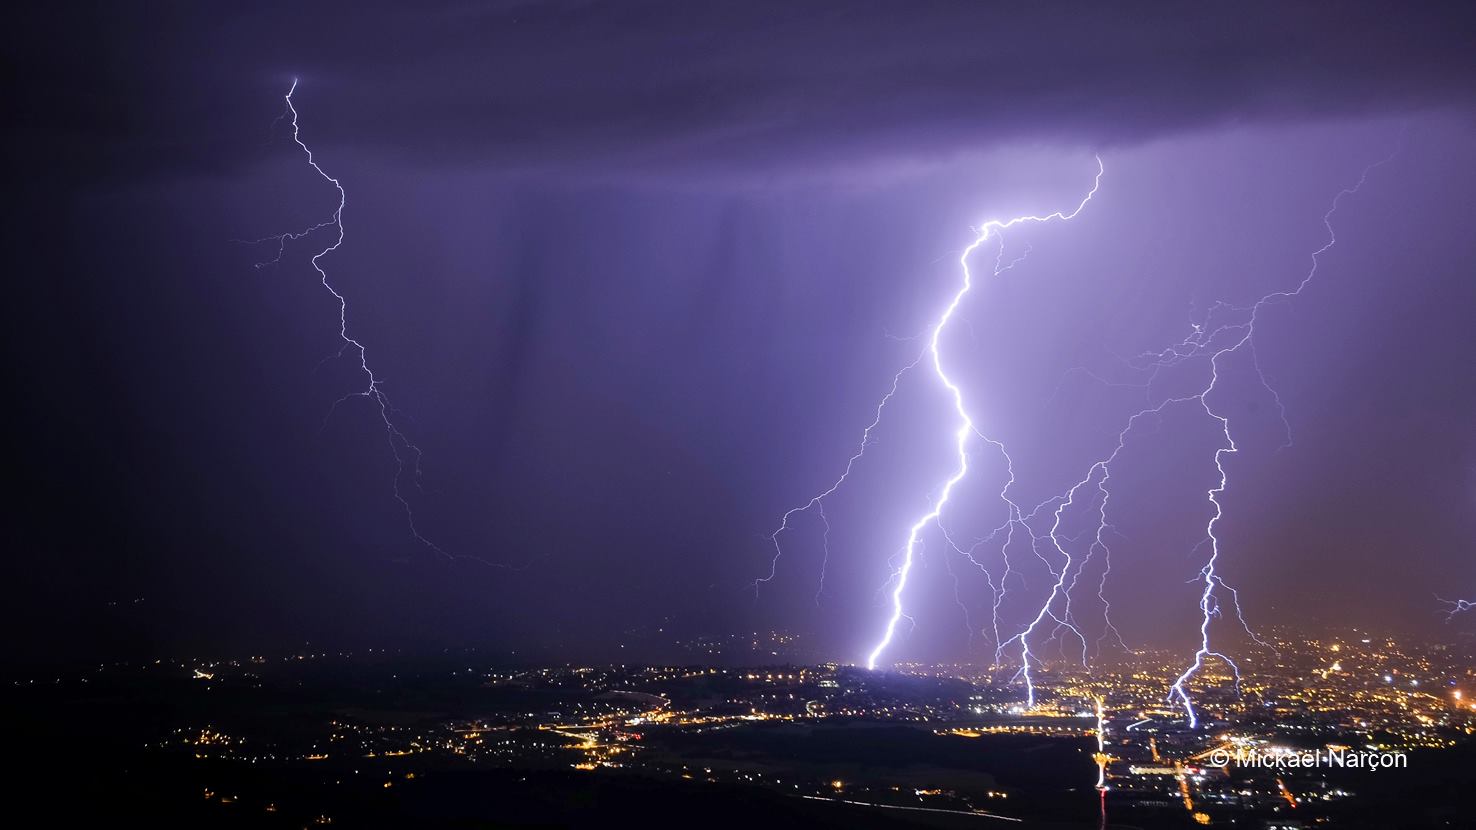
[12,0,1476,181]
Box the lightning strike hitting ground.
[1153,149,1398,727]
[762,142,1399,721]
[866,162,1104,669]
[994,145,1396,722]
[244,80,498,567]
[759,159,1103,670]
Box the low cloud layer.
[13,1,1475,181]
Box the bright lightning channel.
[765,141,1396,724]
[865,158,1104,670]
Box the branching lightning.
[865,160,1105,670]
[758,158,1103,670]
[1015,147,1394,725]
[758,353,923,590]
[1438,597,1475,619]
[243,80,501,568]
[761,142,1398,725]
[1153,148,1398,727]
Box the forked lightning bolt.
[758,354,923,593]
[755,158,1103,668]
[866,160,1103,670]
[1439,597,1475,619]
[762,143,1398,726]
[1155,148,1398,727]
[933,148,1392,721]
[244,80,499,567]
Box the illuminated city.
[9,626,1473,826]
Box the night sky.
[8,2,1476,668]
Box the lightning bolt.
[242,80,500,567]
[1158,147,1400,727]
[760,159,1103,673]
[998,448,1125,705]
[762,139,1399,715]
[759,353,923,590]
[997,143,1397,722]
[1439,596,1475,619]
[865,158,1104,670]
